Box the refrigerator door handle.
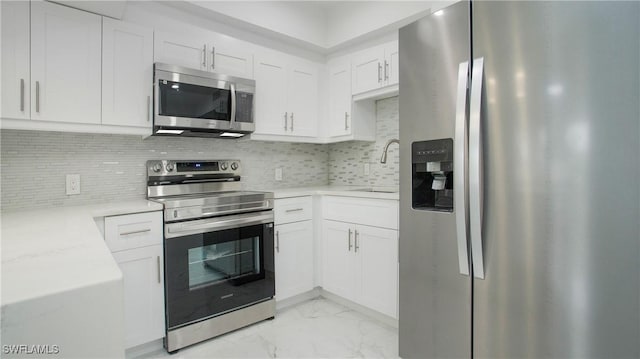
[454,61,470,276]
[469,57,485,279]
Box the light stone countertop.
[267,185,400,200]
[1,200,163,307]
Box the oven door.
[164,211,274,329]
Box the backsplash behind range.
[0,97,399,211]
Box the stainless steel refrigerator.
[398,1,639,358]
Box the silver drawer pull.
[285,208,304,213]
[156,256,161,283]
[119,228,151,236]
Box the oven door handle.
[165,211,273,238]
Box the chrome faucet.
[380,139,400,163]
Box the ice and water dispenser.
[411,139,454,212]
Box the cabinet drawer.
[274,196,313,225]
[105,211,163,252]
[323,196,398,230]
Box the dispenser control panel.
[411,139,454,212]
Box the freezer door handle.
[469,57,485,279]
[454,61,470,276]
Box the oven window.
[158,80,230,120]
[188,236,260,289]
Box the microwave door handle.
[229,83,237,129]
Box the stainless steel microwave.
[152,63,255,138]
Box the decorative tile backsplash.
[0,131,328,210]
[328,96,399,187]
[0,97,399,210]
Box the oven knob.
[165,163,175,172]
[152,163,162,173]
[220,162,228,171]
[230,162,239,171]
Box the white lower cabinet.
[274,197,314,301]
[104,211,165,349]
[322,219,398,319]
[274,220,314,301]
[111,245,165,348]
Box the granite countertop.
[268,185,400,200]
[1,200,163,307]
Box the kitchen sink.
[348,187,399,193]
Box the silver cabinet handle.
[202,45,207,68]
[119,228,151,236]
[35,81,40,113]
[454,61,471,277]
[384,60,389,81]
[290,112,294,131]
[469,57,485,280]
[275,230,280,253]
[147,95,151,122]
[378,62,382,83]
[348,228,353,251]
[211,46,215,70]
[156,256,161,283]
[354,229,360,253]
[229,83,237,129]
[284,112,288,131]
[285,208,304,213]
[20,79,25,112]
[344,112,349,130]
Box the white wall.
[176,1,458,51]
[188,1,328,48]
[325,1,432,48]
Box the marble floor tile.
[139,298,399,359]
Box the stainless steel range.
[147,159,275,353]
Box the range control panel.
[147,160,241,177]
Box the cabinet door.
[357,225,398,318]
[322,220,357,301]
[154,30,207,71]
[1,0,30,120]
[275,221,314,301]
[112,245,165,349]
[328,57,352,137]
[102,18,153,128]
[210,40,254,79]
[30,0,102,124]
[351,45,385,95]
[384,40,399,86]
[253,52,288,135]
[287,60,318,137]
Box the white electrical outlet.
[66,174,80,195]
[275,168,283,181]
[364,163,370,176]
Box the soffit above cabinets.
[163,1,456,54]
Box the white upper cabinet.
[287,59,319,137]
[102,18,153,128]
[154,31,254,79]
[254,52,288,135]
[384,41,399,86]
[1,1,30,120]
[351,44,386,95]
[209,34,254,79]
[30,0,102,124]
[253,51,319,138]
[154,31,208,71]
[327,56,352,137]
[351,40,399,95]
